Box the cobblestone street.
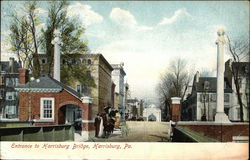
[89,121,170,142]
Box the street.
[89,121,170,142]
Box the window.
[224,108,229,116]
[0,89,4,99]
[40,98,54,119]
[6,78,13,86]
[82,59,86,64]
[246,93,249,102]
[76,84,81,93]
[62,59,66,64]
[237,108,240,119]
[41,59,46,64]
[87,59,92,65]
[200,94,209,102]
[238,78,242,88]
[0,76,4,85]
[224,94,230,102]
[6,92,15,100]
[210,94,216,102]
[6,105,16,115]
[87,71,91,77]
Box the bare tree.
[227,35,249,122]
[9,1,41,78]
[157,57,192,121]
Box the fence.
[0,125,75,141]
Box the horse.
[100,113,115,138]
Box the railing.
[0,125,75,141]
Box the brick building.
[15,68,93,137]
[39,53,113,118]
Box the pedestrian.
[98,113,104,137]
[94,113,101,137]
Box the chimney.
[195,71,200,83]
[9,57,14,73]
[18,68,29,84]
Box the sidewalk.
[87,128,123,142]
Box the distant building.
[111,63,126,121]
[39,53,113,118]
[126,98,143,120]
[224,59,249,121]
[143,104,161,122]
[181,72,233,121]
[0,57,20,120]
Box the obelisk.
[51,29,63,82]
[214,28,230,123]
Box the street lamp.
[201,81,210,121]
[28,77,40,126]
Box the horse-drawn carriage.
[97,107,120,138]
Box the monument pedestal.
[215,112,231,123]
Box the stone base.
[215,112,231,123]
[74,131,90,142]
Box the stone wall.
[177,122,249,142]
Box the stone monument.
[214,28,230,123]
[51,29,63,82]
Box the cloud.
[158,8,191,26]
[35,8,48,14]
[110,8,153,31]
[67,2,103,26]
[110,8,137,26]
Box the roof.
[15,75,82,99]
[195,77,232,93]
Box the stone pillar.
[171,97,181,122]
[81,97,93,131]
[215,29,230,123]
[81,96,93,141]
[51,29,62,82]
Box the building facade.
[225,59,249,121]
[126,98,143,120]
[181,72,233,121]
[111,63,126,121]
[0,57,20,120]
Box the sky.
[1,1,249,105]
